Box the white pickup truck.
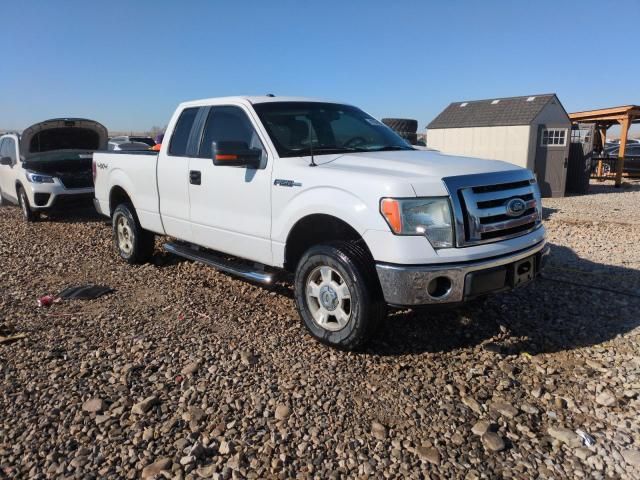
[93,96,548,349]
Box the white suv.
[0,118,108,221]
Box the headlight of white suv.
[26,171,55,183]
[380,197,454,248]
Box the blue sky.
[1,0,639,135]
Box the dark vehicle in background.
[594,143,640,176]
[0,118,107,221]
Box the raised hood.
[315,149,525,196]
[20,118,108,159]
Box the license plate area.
[465,254,537,299]
[512,255,535,287]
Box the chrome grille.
[443,171,543,247]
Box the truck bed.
[93,150,163,234]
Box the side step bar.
[164,242,277,285]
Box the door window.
[198,106,266,167]
[169,107,199,156]
[541,129,567,147]
[0,138,17,164]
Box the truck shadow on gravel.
[366,243,640,356]
[542,206,558,220]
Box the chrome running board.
[164,242,277,285]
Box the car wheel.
[112,203,155,264]
[17,187,39,222]
[294,241,386,350]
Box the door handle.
[189,170,201,185]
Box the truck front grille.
[443,171,543,247]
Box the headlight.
[26,171,55,183]
[380,197,453,248]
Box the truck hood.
[313,149,524,196]
[20,118,108,159]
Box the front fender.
[271,186,389,266]
[273,186,380,242]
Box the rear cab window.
[169,108,199,156]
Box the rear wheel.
[112,203,155,264]
[294,241,386,350]
[17,187,39,222]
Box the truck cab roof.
[178,95,350,109]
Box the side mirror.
[0,156,12,166]
[212,141,261,168]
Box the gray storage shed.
[427,94,571,197]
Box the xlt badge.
[274,179,302,187]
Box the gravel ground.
[1,180,639,479]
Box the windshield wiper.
[367,145,414,152]
[289,146,365,156]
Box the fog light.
[427,276,452,298]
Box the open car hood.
[20,118,108,159]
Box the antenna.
[307,117,317,167]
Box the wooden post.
[598,126,607,151]
[597,125,607,182]
[615,117,630,187]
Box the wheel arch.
[109,185,133,216]
[284,213,374,272]
[15,180,25,193]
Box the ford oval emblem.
[505,198,527,217]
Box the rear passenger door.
[188,104,273,265]
[157,107,202,241]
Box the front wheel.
[17,187,39,222]
[294,241,386,350]
[112,203,155,264]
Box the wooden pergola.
[569,105,640,187]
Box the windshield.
[253,102,413,157]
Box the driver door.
[188,104,273,265]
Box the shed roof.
[428,94,560,129]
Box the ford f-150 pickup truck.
[0,118,108,221]
[93,96,548,349]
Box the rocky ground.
[1,180,639,479]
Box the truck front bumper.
[376,241,549,307]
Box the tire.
[381,118,418,145]
[17,186,39,222]
[112,203,155,264]
[294,241,386,350]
